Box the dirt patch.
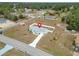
[37,27,75,56]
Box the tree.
[4,14,18,21]
[65,8,79,31]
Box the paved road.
[0,44,13,56]
[0,34,52,56]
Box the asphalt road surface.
[0,34,52,56]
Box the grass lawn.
[0,42,5,49]
[3,48,30,56]
[37,26,75,56]
[42,46,72,56]
[4,22,36,44]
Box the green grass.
[43,47,72,56]
[4,30,16,38]
[3,48,27,56]
[0,42,5,49]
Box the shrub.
[18,14,25,19]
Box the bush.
[12,15,18,21]
[4,14,18,21]
[72,40,76,46]
[0,11,4,15]
[18,14,25,19]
